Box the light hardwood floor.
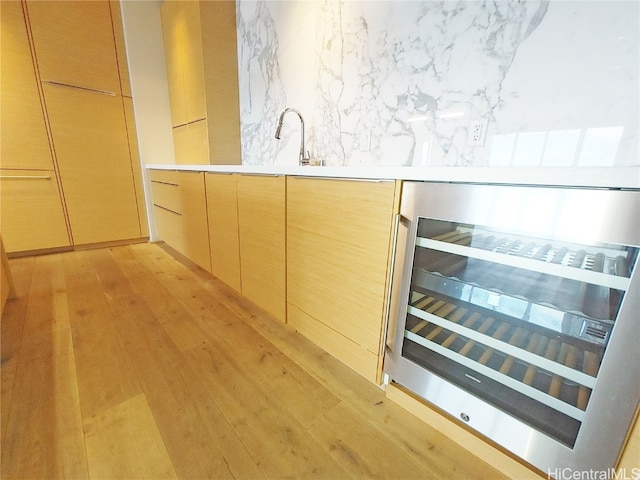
[1,242,507,479]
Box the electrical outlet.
[468,120,488,147]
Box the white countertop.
[145,164,640,189]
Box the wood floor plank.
[1,254,88,479]
[84,247,136,301]
[107,291,266,480]
[184,342,352,480]
[0,297,27,447]
[1,256,33,449]
[3,256,35,298]
[110,245,211,352]
[2,244,520,479]
[308,401,438,479]
[131,244,343,422]
[62,250,142,420]
[179,251,510,480]
[83,393,178,480]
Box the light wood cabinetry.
[1,236,15,316]
[0,171,72,253]
[0,0,148,253]
[199,1,242,164]
[618,409,640,473]
[123,97,149,238]
[25,0,121,94]
[205,173,241,293]
[173,121,210,166]
[160,0,241,165]
[237,174,286,323]
[287,177,400,383]
[1,1,55,172]
[149,170,211,272]
[43,83,143,245]
[160,0,205,128]
[0,1,71,252]
[109,0,132,97]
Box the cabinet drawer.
[153,204,183,253]
[0,169,71,252]
[150,171,210,272]
[149,174,182,213]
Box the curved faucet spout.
[275,107,310,166]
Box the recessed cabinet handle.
[0,175,51,180]
[290,175,390,183]
[380,213,403,357]
[42,80,117,97]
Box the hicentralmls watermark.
[548,468,640,480]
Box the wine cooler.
[387,181,640,474]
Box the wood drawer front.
[149,171,210,271]
[205,173,241,292]
[149,169,180,185]
[288,304,379,383]
[150,177,182,214]
[153,204,183,254]
[287,178,397,353]
[0,170,71,253]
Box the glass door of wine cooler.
[388,181,640,474]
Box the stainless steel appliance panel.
[387,181,640,474]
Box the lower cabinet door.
[178,171,211,272]
[43,83,143,245]
[0,170,71,253]
[286,177,399,382]
[205,173,241,292]
[237,174,286,323]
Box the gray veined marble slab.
[236,0,639,169]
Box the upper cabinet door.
[160,0,187,127]
[25,1,121,94]
[0,1,55,170]
[109,0,132,97]
[161,0,206,127]
[179,1,206,123]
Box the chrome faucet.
[275,107,310,166]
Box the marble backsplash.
[236,0,639,168]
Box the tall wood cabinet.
[0,1,148,254]
[160,0,241,165]
[0,1,71,253]
[287,177,400,383]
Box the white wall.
[120,0,174,166]
[237,0,640,168]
